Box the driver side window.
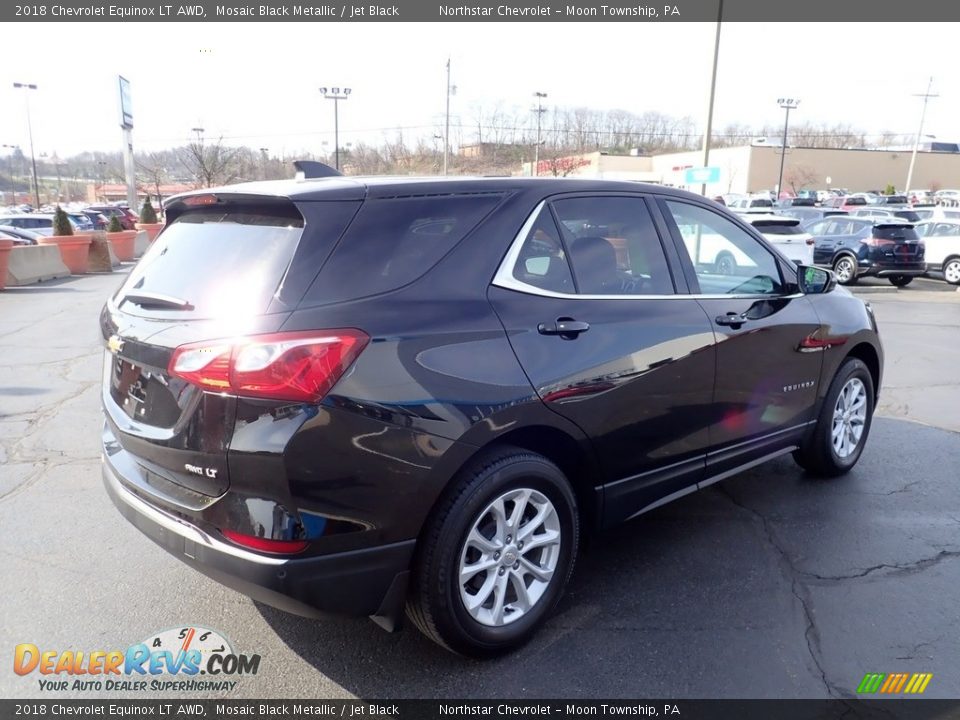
[663,200,785,296]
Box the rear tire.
[832,255,858,285]
[715,252,736,276]
[406,448,579,657]
[942,258,960,285]
[889,275,913,287]
[793,357,874,477]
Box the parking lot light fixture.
[775,98,800,201]
[13,82,41,208]
[319,87,351,171]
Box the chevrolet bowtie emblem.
[107,335,125,355]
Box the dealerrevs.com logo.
[14,626,261,693]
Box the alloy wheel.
[458,488,561,627]
[944,259,960,285]
[831,377,867,459]
[833,257,855,284]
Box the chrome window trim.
[491,201,803,302]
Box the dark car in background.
[806,216,925,286]
[89,205,136,230]
[81,210,110,230]
[101,174,883,656]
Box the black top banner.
[3,700,960,720]
[3,0,956,22]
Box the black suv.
[101,172,883,656]
[806,216,925,287]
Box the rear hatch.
[100,193,358,496]
[868,223,924,266]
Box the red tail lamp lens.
[169,330,369,402]
[220,529,308,554]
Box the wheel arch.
[844,341,881,403]
[423,425,602,542]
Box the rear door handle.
[538,318,590,339]
[715,312,748,329]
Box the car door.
[488,194,716,525]
[658,199,824,479]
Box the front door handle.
[715,312,748,329]
[538,318,590,339]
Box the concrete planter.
[106,230,137,261]
[38,233,93,275]
[135,222,164,242]
[0,239,13,290]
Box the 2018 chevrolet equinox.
[101,168,882,656]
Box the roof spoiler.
[293,160,342,180]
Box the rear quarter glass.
[302,193,505,305]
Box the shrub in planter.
[105,214,137,262]
[135,198,164,241]
[39,205,93,275]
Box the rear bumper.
[859,265,925,278]
[102,455,414,620]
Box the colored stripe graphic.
[857,674,885,693]
[859,672,933,694]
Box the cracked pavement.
[1,273,959,699]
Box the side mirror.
[797,265,836,294]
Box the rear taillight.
[805,238,815,245]
[862,237,892,247]
[220,529,308,554]
[169,329,369,402]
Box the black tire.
[942,257,960,285]
[888,275,913,287]
[793,357,875,477]
[715,252,736,275]
[832,255,858,285]
[406,447,579,657]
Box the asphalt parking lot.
[1,272,958,700]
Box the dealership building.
[545,144,960,195]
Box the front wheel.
[889,275,913,287]
[793,357,875,477]
[942,258,960,285]
[406,448,579,656]
[832,255,858,285]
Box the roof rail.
[293,160,342,179]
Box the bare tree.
[179,136,242,188]
[136,152,170,209]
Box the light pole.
[699,0,723,196]
[532,91,547,177]
[13,82,41,208]
[191,127,204,143]
[259,147,269,180]
[319,87,351,171]
[2,144,21,204]
[775,98,800,201]
[905,77,938,196]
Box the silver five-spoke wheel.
[458,488,561,627]
[832,377,867,458]
[833,256,856,284]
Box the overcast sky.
[0,22,953,160]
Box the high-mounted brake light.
[182,194,219,206]
[220,529,309,554]
[168,329,369,402]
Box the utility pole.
[319,87,351,171]
[775,98,800,201]
[444,58,451,176]
[905,77,938,196]
[533,91,547,177]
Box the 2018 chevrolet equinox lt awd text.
[101,167,883,656]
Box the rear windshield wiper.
[120,291,194,310]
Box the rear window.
[884,196,908,204]
[893,211,921,222]
[306,194,503,304]
[749,199,773,207]
[752,221,802,235]
[116,203,308,318]
[874,225,919,241]
[845,197,867,206]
